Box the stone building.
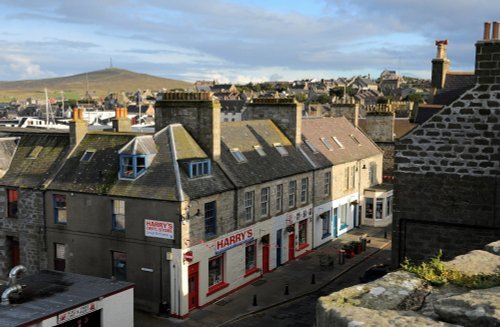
[0,129,69,276]
[393,22,500,265]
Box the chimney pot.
[493,21,500,40]
[484,22,491,40]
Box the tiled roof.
[300,117,382,167]
[0,130,69,188]
[218,120,311,187]
[433,72,475,105]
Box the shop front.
[363,184,393,227]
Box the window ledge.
[297,243,309,251]
[244,267,260,277]
[321,233,331,239]
[207,282,229,296]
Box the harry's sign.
[215,229,253,254]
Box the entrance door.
[276,229,282,266]
[188,263,199,311]
[8,236,20,268]
[288,232,295,261]
[262,244,270,273]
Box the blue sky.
[0,0,498,83]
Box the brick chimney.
[112,107,131,132]
[475,21,500,85]
[69,107,88,147]
[431,40,450,90]
[154,92,221,160]
[243,98,302,147]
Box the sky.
[0,0,499,83]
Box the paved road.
[224,246,392,327]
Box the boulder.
[485,241,500,255]
[443,250,500,275]
[434,287,500,327]
[419,284,468,320]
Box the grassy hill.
[0,68,193,101]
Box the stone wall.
[0,188,46,277]
[329,103,358,127]
[392,173,500,265]
[362,114,394,142]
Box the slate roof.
[414,104,444,124]
[48,132,136,195]
[0,129,69,189]
[300,117,382,168]
[218,120,311,187]
[393,119,416,139]
[433,72,476,105]
[0,270,132,327]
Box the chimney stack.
[154,92,221,160]
[431,40,450,90]
[69,107,88,147]
[475,21,500,86]
[243,98,302,147]
[112,107,131,132]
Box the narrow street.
[224,246,392,327]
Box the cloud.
[0,53,55,80]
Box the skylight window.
[320,137,332,151]
[332,137,344,149]
[254,145,266,156]
[80,149,96,162]
[27,145,43,159]
[230,148,247,163]
[350,134,361,145]
[273,143,288,156]
[304,139,318,153]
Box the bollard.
[360,237,367,251]
[253,294,258,306]
[338,250,345,265]
[284,283,289,295]
[384,230,388,239]
[311,273,316,285]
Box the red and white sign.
[215,229,253,254]
[184,251,194,263]
[57,301,99,323]
[145,220,174,239]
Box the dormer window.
[80,149,96,162]
[230,148,247,163]
[120,155,147,179]
[187,159,211,178]
[320,137,332,151]
[118,135,157,181]
[254,145,266,156]
[274,143,288,156]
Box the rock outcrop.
[316,241,500,327]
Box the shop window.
[112,251,127,281]
[244,191,254,221]
[300,177,308,203]
[376,199,383,219]
[339,204,348,228]
[386,196,393,216]
[320,211,330,238]
[298,220,308,248]
[208,254,224,288]
[324,171,331,196]
[112,200,125,231]
[365,198,373,219]
[245,241,257,272]
[6,189,18,218]
[260,187,269,217]
[54,243,66,272]
[288,181,296,208]
[276,184,283,212]
[53,194,67,224]
[205,201,217,237]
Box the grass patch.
[401,250,500,289]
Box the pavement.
[135,225,392,327]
